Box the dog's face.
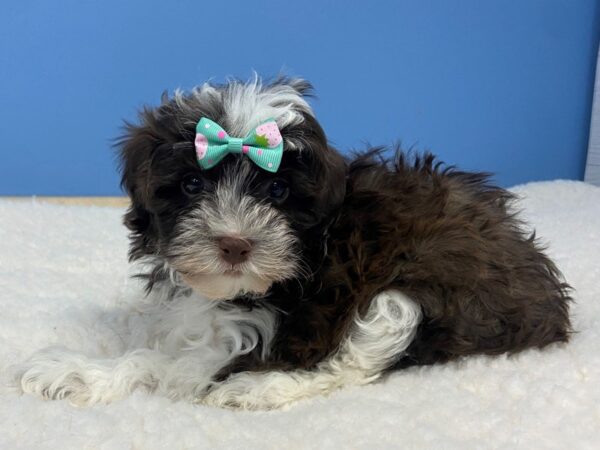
[119,78,346,300]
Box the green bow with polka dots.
[194,117,283,172]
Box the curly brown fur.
[338,150,571,368]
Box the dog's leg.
[14,347,221,405]
[14,290,276,405]
[203,290,422,410]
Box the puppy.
[16,77,571,409]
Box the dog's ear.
[117,107,163,261]
[311,144,347,225]
[282,79,347,223]
[299,113,347,229]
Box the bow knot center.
[226,137,244,153]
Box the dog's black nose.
[216,236,252,265]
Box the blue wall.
[1,0,599,195]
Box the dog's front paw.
[13,348,108,406]
[202,384,257,410]
[202,372,304,411]
[18,369,91,406]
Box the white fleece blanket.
[0,180,599,450]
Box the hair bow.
[194,117,283,172]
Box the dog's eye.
[181,174,204,196]
[268,179,289,203]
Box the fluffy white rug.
[1,180,599,449]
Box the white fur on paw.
[202,373,297,411]
[13,348,119,406]
[202,382,265,410]
[16,365,91,405]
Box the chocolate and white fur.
[15,77,571,409]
